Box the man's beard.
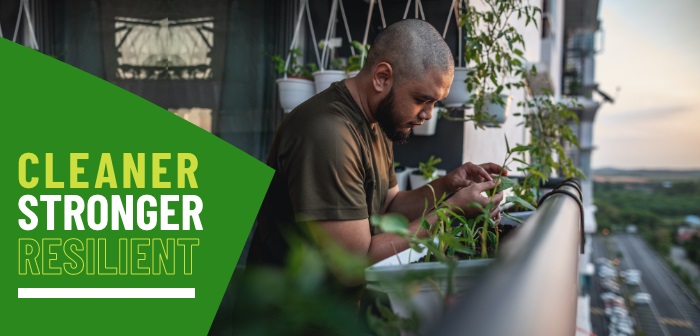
[375,89,411,143]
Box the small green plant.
[270,48,318,80]
[346,41,370,73]
[418,155,442,182]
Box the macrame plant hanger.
[9,0,39,49]
[402,0,426,21]
[442,0,465,68]
[337,0,356,60]
[283,0,322,79]
[318,0,339,71]
[318,0,357,70]
[359,0,387,68]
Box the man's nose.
[420,105,434,120]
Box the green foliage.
[346,41,370,73]
[232,237,369,335]
[270,48,318,80]
[457,0,541,128]
[594,180,700,232]
[512,94,585,205]
[418,155,442,181]
[447,0,583,205]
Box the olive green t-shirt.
[249,81,397,265]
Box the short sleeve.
[278,114,369,221]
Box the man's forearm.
[366,211,438,264]
[383,178,451,221]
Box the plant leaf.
[505,195,537,211]
[370,213,410,235]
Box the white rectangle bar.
[18,288,195,299]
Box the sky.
[593,0,700,170]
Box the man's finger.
[471,165,493,181]
[481,162,507,176]
[475,179,498,192]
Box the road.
[590,234,700,336]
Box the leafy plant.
[452,0,541,128]
[511,91,585,206]
[270,48,318,80]
[374,137,531,262]
[367,137,535,334]
[417,155,442,182]
[346,41,370,73]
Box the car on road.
[598,265,617,278]
[624,275,641,286]
[621,269,641,285]
[632,292,652,304]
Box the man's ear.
[372,62,393,93]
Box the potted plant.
[312,39,347,93]
[344,41,370,78]
[409,155,442,190]
[444,0,540,129]
[272,48,318,113]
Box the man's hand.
[441,162,507,193]
[445,179,503,219]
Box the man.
[248,19,505,277]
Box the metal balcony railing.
[431,180,585,336]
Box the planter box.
[366,253,492,334]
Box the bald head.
[365,19,454,83]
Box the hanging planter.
[312,0,358,93]
[276,78,316,113]
[272,0,323,113]
[312,70,346,93]
[480,94,511,127]
[442,67,473,108]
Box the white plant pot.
[312,70,346,93]
[409,169,445,190]
[276,78,315,113]
[409,171,432,190]
[394,167,412,191]
[412,108,439,136]
[366,256,492,335]
[442,67,472,108]
[483,94,511,126]
[347,70,360,78]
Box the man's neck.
[345,74,376,123]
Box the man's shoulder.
[285,85,364,137]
